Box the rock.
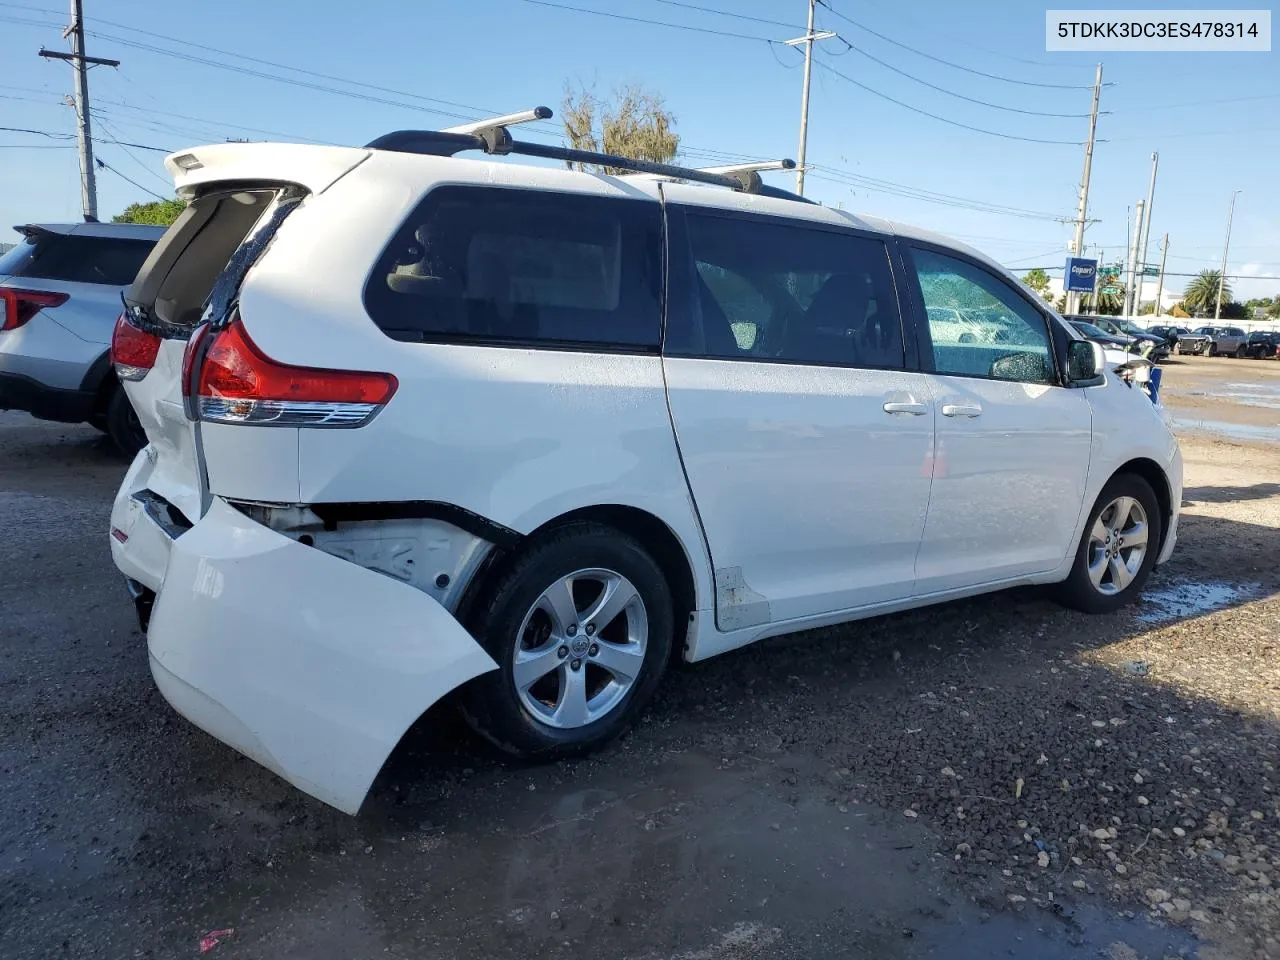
[1173,827,1186,838]
[1115,864,1128,875]
[1146,888,1172,905]
[1094,828,1112,840]
[1009,894,1027,903]
[1037,851,1050,868]
[903,809,917,819]
[940,766,956,778]
[1189,910,1211,923]
[955,843,972,856]
[1073,879,1087,889]
[1137,796,1149,806]
[1172,899,1191,912]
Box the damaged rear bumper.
[144,497,498,814]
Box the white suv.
[108,111,1182,814]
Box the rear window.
[0,232,156,286]
[363,186,662,350]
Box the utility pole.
[1123,198,1145,319]
[1215,189,1241,320]
[1135,151,1158,313]
[38,0,118,222]
[1152,234,1169,317]
[1066,62,1104,316]
[786,0,836,197]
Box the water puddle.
[1136,579,1261,624]
[1173,418,1280,442]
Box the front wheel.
[1055,474,1162,614]
[460,523,674,758]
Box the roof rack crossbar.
[441,106,552,137]
[364,109,797,196]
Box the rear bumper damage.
[127,496,498,814]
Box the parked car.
[1194,325,1249,357]
[0,222,165,453]
[1068,318,1135,350]
[1243,330,1280,359]
[1068,316,1170,361]
[108,128,1183,815]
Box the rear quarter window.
[3,233,156,286]
[363,186,663,350]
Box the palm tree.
[1080,288,1122,315]
[1181,270,1231,317]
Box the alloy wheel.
[1086,496,1149,596]
[512,568,648,729]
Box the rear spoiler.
[163,142,372,198]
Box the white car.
[108,111,1182,814]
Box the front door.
[903,245,1093,594]
[661,202,935,629]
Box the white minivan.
[108,111,1182,814]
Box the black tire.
[459,522,674,758]
[105,387,147,458]
[1208,344,1218,357]
[1056,473,1162,614]
[1235,345,1248,359]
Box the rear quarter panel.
[223,153,714,617]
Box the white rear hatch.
[113,143,371,527]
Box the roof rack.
[364,106,805,199]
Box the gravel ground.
[2,355,1279,959]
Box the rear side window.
[666,210,906,369]
[364,186,662,350]
[0,233,155,286]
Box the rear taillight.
[1,288,69,331]
[195,316,397,427]
[111,311,162,381]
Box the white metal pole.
[1152,234,1169,317]
[1124,199,1145,318]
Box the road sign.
[1141,265,1160,277]
[1098,263,1123,278]
[1064,257,1098,292]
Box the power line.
[827,39,1091,118]
[807,57,1088,145]
[817,0,1096,89]
[95,156,168,201]
[95,116,172,189]
[808,164,1068,221]
[508,0,781,41]
[646,0,801,30]
[855,0,1086,71]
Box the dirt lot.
[2,354,1279,960]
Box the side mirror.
[1067,339,1106,385]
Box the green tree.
[1022,268,1050,299]
[112,198,186,226]
[562,83,679,175]
[1080,288,1122,315]
[1181,269,1231,317]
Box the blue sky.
[1,0,1277,299]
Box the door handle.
[941,402,983,419]
[883,400,929,416]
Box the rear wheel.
[1056,474,1162,614]
[460,523,674,758]
[105,387,147,458]
[1235,345,1248,359]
